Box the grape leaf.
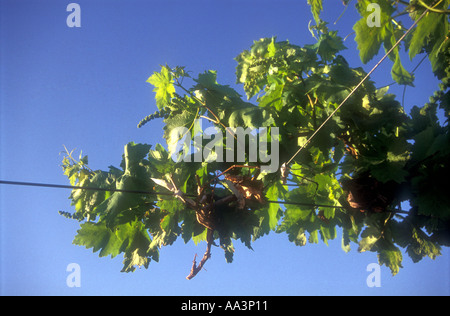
[391,54,415,86]
[73,221,123,258]
[358,226,379,253]
[377,241,403,276]
[353,0,415,86]
[307,31,346,62]
[73,219,155,272]
[265,182,285,230]
[147,66,176,110]
[163,107,200,157]
[307,0,323,24]
[100,143,153,226]
[194,70,241,99]
[408,11,444,59]
[353,0,393,64]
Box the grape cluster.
[137,108,171,128]
[425,78,449,118]
[58,210,84,221]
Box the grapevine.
[60,1,449,277]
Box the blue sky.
[0,0,448,296]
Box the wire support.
[0,179,341,209]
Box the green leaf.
[408,11,445,60]
[73,219,154,272]
[354,18,383,64]
[194,70,241,99]
[258,83,284,111]
[73,221,124,258]
[319,225,336,246]
[147,66,176,110]
[308,31,346,62]
[122,249,150,273]
[192,227,208,246]
[157,197,184,233]
[353,0,394,64]
[391,54,414,86]
[163,108,199,157]
[341,232,351,253]
[148,143,174,175]
[414,188,450,221]
[398,225,442,263]
[353,0,415,86]
[409,237,441,262]
[91,143,153,227]
[284,189,315,223]
[220,238,235,263]
[265,182,285,230]
[358,226,379,253]
[293,228,307,246]
[377,242,403,276]
[227,105,273,129]
[370,161,408,184]
[411,126,446,162]
[123,142,151,172]
[309,230,319,244]
[307,0,323,24]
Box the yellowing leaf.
[146,66,176,110]
[307,0,323,24]
[358,226,379,252]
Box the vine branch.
[418,0,450,14]
[186,228,214,280]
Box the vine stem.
[186,228,214,280]
[62,145,93,173]
[418,0,449,14]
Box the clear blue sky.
[0,0,448,296]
